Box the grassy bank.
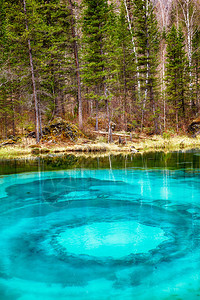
[135,135,200,152]
[0,135,200,159]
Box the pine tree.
[0,0,28,138]
[33,0,72,121]
[133,0,160,133]
[165,25,189,131]
[67,0,83,128]
[81,0,109,130]
[115,2,137,130]
[23,0,40,142]
[0,0,73,138]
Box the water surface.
[1,152,200,299]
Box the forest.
[0,0,200,143]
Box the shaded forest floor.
[0,133,200,159]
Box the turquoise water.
[1,153,200,299]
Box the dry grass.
[0,145,32,158]
[135,135,200,152]
[65,142,124,152]
[0,135,200,158]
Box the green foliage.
[115,2,137,96]
[133,0,160,86]
[81,0,109,87]
[81,0,118,105]
[163,129,175,139]
[192,28,200,105]
[165,25,189,116]
[0,0,74,137]
[0,0,199,137]
[133,0,160,132]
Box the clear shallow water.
[1,153,200,299]
[58,221,167,258]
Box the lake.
[0,151,200,299]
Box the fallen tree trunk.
[92,131,130,137]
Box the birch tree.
[177,0,199,109]
[116,2,137,129]
[157,0,173,130]
[123,0,142,109]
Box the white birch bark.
[123,0,140,93]
[178,0,197,107]
[157,0,173,130]
[141,0,150,131]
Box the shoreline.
[0,135,200,159]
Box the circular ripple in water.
[0,170,200,300]
[57,221,167,258]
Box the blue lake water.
[1,152,200,299]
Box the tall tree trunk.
[176,109,179,133]
[150,82,159,134]
[181,85,185,115]
[23,0,40,143]
[9,66,15,136]
[122,45,127,131]
[106,99,112,143]
[90,99,93,116]
[61,95,66,117]
[178,0,196,108]
[124,0,141,97]
[67,0,83,128]
[3,97,7,138]
[38,98,43,138]
[195,61,199,108]
[11,94,15,136]
[175,83,179,132]
[158,0,172,131]
[141,0,150,131]
[95,99,99,131]
[162,46,166,130]
[4,113,7,139]
[186,1,193,104]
